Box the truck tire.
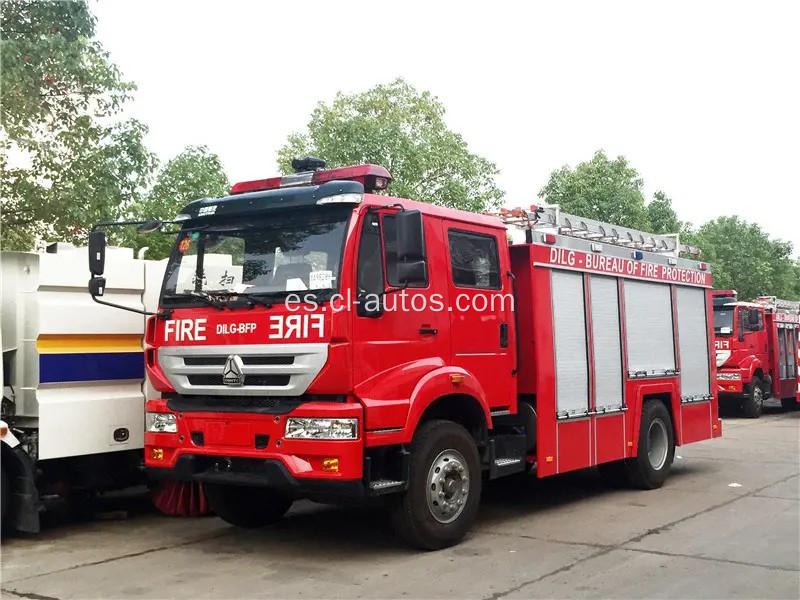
[742,377,764,419]
[390,420,481,550]
[204,484,292,528]
[625,400,675,490]
[780,398,798,411]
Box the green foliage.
[1,0,133,140]
[277,78,503,213]
[647,190,687,234]
[1,0,155,250]
[683,217,799,300]
[539,150,651,230]
[124,146,230,260]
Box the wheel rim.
[426,449,470,524]
[753,386,763,408]
[647,419,669,471]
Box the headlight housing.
[146,412,178,433]
[717,372,742,381]
[285,417,358,440]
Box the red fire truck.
[87,159,721,549]
[713,291,800,417]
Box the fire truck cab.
[88,159,721,549]
[713,290,800,417]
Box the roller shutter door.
[624,280,675,377]
[551,270,589,417]
[590,276,624,411]
[676,286,711,400]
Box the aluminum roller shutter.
[551,270,589,417]
[676,286,710,400]
[590,276,624,411]
[623,280,676,377]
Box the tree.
[1,0,155,250]
[124,146,230,260]
[647,190,687,234]
[686,216,800,300]
[277,78,503,212]
[539,150,651,230]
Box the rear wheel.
[625,400,675,490]
[390,420,481,550]
[742,377,764,418]
[780,397,798,411]
[204,484,292,528]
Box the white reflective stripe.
[716,350,731,367]
[552,270,589,416]
[590,276,624,410]
[624,280,675,375]
[676,287,711,398]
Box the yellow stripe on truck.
[36,334,143,354]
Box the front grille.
[183,356,294,367]
[168,394,309,414]
[158,343,328,397]
[186,374,290,387]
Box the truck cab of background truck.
[713,290,800,417]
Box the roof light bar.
[230,164,392,195]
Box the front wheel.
[204,484,292,528]
[742,377,764,418]
[390,420,481,550]
[625,400,675,490]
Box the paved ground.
[2,406,799,599]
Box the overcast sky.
[94,1,800,254]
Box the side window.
[356,214,384,295]
[382,214,428,287]
[448,230,501,289]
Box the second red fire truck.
[713,291,800,417]
[88,159,721,549]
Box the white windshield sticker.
[285,278,308,291]
[309,270,334,289]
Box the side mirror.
[395,210,427,285]
[136,218,163,234]
[88,230,107,276]
[88,277,106,297]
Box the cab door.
[443,222,515,410]
[351,208,450,431]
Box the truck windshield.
[713,305,735,336]
[161,205,351,305]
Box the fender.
[355,357,445,432]
[628,380,681,456]
[736,355,763,384]
[365,366,491,447]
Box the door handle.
[500,322,509,348]
[419,327,438,336]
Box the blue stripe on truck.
[39,352,145,384]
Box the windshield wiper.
[188,291,227,310]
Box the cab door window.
[356,213,384,297]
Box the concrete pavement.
[2,407,798,599]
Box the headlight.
[285,418,358,440]
[146,412,178,433]
[717,372,741,381]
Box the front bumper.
[145,398,365,495]
[716,370,746,395]
[147,455,365,499]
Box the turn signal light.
[322,458,339,472]
[150,447,164,461]
[450,374,465,385]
